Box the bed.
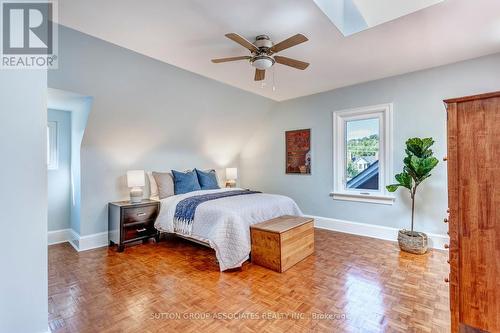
[154,188,302,271]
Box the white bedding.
[154,188,302,271]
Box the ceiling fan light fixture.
[251,55,275,70]
[212,32,310,82]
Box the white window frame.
[331,103,394,205]
[47,121,58,170]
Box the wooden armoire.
[444,92,500,333]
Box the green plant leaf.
[403,156,411,167]
[410,155,421,174]
[406,138,423,156]
[421,138,435,152]
[407,156,439,180]
[395,172,412,189]
[419,157,439,176]
[418,173,432,184]
[406,137,435,158]
[403,165,418,181]
[386,184,400,192]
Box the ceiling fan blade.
[225,33,259,53]
[270,34,308,54]
[274,56,309,70]
[254,69,265,81]
[211,56,251,63]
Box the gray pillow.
[152,172,175,199]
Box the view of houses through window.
[345,118,379,190]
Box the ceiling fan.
[211,33,309,81]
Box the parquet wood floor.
[48,229,450,333]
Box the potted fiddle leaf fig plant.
[387,137,439,254]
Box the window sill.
[329,192,395,205]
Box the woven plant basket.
[398,230,428,254]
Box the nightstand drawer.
[123,222,155,241]
[123,205,158,224]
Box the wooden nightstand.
[108,199,160,252]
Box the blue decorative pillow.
[195,169,220,190]
[171,169,201,195]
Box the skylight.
[313,0,445,36]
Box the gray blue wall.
[240,53,500,235]
[0,71,48,333]
[49,26,275,236]
[48,109,72,231]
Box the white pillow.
[147,172,159,200]
[152,171,175,199]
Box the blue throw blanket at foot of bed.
[174,190,261,234]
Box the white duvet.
[154,188,302,271]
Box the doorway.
[47,109,72,241]
[47,88,92,248]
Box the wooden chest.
[250,215,314,272]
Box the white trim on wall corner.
[307,215,449,250]
[68,229,80,252]
[48,229,72,245]
[48,228,108,252]
[78,231,109,251]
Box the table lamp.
[225,168,237,188]
[127,170,145,203]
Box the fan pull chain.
[272,66,276,92]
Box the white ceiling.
[57,0,500,101]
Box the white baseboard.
[48,229,72,245]
[48,228,108,252]
[307,215,449,250]
[78,231,108,251]
[50,217,448,252]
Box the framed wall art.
[285,129,311,174]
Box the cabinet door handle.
[136,228,146,232]
[444,218,449,223]
[137,212,146,217]
[444,277,449,283]
[443,156,447,161]
[444,244,449,249]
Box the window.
[47,121,58,170]
[332,104,394,204]
[313,0,444,36]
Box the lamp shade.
[226,168,238,180]
[127,170,145,188]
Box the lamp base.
[225,180,236,188]
[130,187,143,203]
